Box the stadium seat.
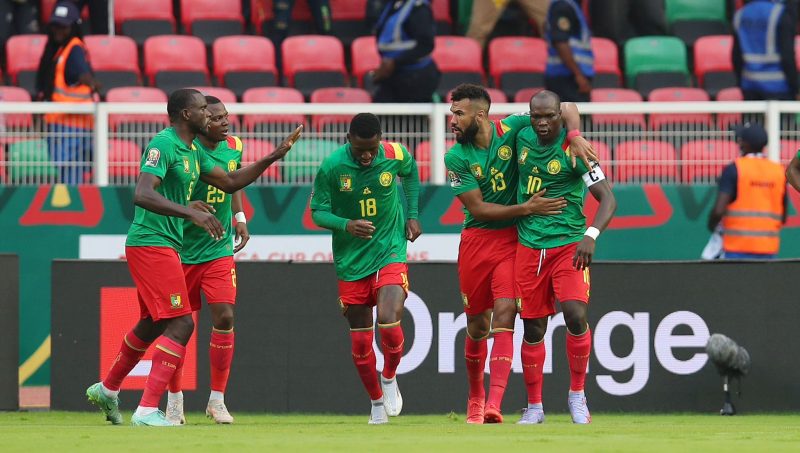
[416,139,455,183]
[589,88,646,130]
[648,88,712,131]
[715,87,743,130]
[513,87,544,103]
[351,36,381,90]
[330,0,370,46]
[281,35,347,99]
[241,87,306,128]
[181,0,245,46]
[615,140,678,183]
[282,138,340,182]
[431,0,453,34]
[143,35,209,95]
[213,36,277,99]
[588,140,613,180]
[693,35,736,99]
[241,139,282,182]
[115,0,176,46]
[680,139,739,182]
[105,87,169,131]
[84,36,140,98]
[309,87,372,130]
[5,34,46,97]
[0,87,34,137]
[665,0,729,47]
[190,86,240,127]
[5,139,57,184]
[591,37,622,88]
[108,139,142,180]
[487,37,547,99]
[433,36,485,100]
[781,139,800,165]
[624,36,690,98]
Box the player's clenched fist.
[190,210,224,241]
[270,125,304,160]
[346,219,376,239]
[405,219,422,242]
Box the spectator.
[544,0,593,102]
[590,0,666,47]
[371,0,440,103]
[0,0,40,66]
[733,0,798,100]
[466,0,549,48]
[707,123,787,259]
[35,0,99,185]
[272,0,331,45]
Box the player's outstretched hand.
[191,210,224,241]
[406,219,422,242]
[271,125,304,160]
[233,221,250,253]
[188,200,216,214]
[346,219,375,239]
[523,189,567,216]
[573,236,595,270]
[569,135,598,169]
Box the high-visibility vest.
[722,155,786,255]
[376,0,433,71]
[734,0,790,95]
[545,0,594,78]
[44,37,94,128]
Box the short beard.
[455,121,479,145]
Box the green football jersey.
[126,127,216,251]
[311,141,417,281]
[444,113,531,230]
[516,127,602,249]
[181,135,244,264]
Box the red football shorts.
[125,245,192,321]
[337,262,409,310]
[515,242,590,320]
[457,226,517,315]
[182,255,237,311]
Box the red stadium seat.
[310,87,372,130]
[416,139,455,182]
[213,36,277,98]
[115,0,176,45]
[513,87,544,103]
[615,140,678,183]
[108,139,143,180]
[591,37,622,88]
[5,34,46,96]
[588,140,613,180]
[191,86,240,126]
[105,87,169,131]
[242,87,306,128]
[780,139,800,165]
[680,139,739,182]
[330,0,370,46]
[431,0,453,33]
[84,35,141,97]
[648,88,712,130]
[694,35,736,98]
[351,36,380,88]
[716,87,743,130]
[488,37,547,99]
[241,139,282,181]
[181,0,244,44]
[143,35,209,94]
[281,35,347,98]
[433,36,485,99]
[0,86,34,131]
[590,88,646,129]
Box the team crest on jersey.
[170,293,183,309]
[498,145,512,161]
[470,163,484,179]
[448,170,462,187]
[182,157,190,173]
[379,171,393,187]
[339,174,352,191]
[144,148,160,167]
[519,147,529,165]
[228,160,237,172]
[547,159,562,175]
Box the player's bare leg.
[484,298,516,424]
[376,285,406,417]
[206,303,235,424]
[465,311,490,424]
[519,317,548,424]
[562,301,591,424]
[345,305,387,424]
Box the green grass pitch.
[1,412,798,452]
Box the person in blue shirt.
[544,0,594,102]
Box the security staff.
[371,0,440,103]
[544,0,594,102]
[708,123,787,259]
[733,0,798,100]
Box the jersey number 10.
[526,175,543,194]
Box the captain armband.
[581,161,605,187]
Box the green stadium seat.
[282,138,339,183]
[624,36,690,98]
[665,0,730,46]
[6,139,57,183]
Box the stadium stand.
[282,138,340,182]
[513,87,544,103]
[281,35,348,99]
[487,37,546,100]
[212,36,277,99]
[108,139,143,180]
[143,35,209,95]
[615,140,679,183]
[310,87,372,130]
[680,139,739,182]
[84,35,141,98]
[330,0,370,47]
[0,86,34,138]
[591,37,623,89]
[191,86,240,126]
[648,87,712,131]
[181,0,245,46]
[105,87,169,131]
[432,36,485,99]
[624,36,691,98]
[350,36,380,90]
[694,35,736,99]
[5,34,46,97]
[589,88,646,130]
[241,138,282,182]
[416,139,455,183]
[5,139,56,184]
[241,87,306,128]
[115,0,176,46]
[431,0,453,35]
[715,87,744,130]
[781,139,800,165]
[665,0,730,47]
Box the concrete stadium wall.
[51,260,800,414]
[0,254,19,410]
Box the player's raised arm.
[560,102,597,168]
[202,125,303,193]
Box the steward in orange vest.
[708,123,786,259]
